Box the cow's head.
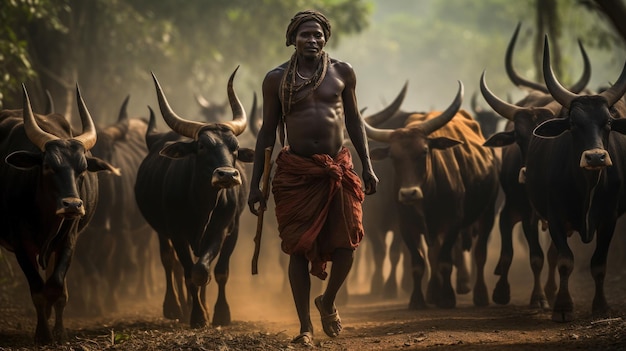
[152,66,253,188]
[365,81,464,205]
[480,71,563,162]
[5,84,120,218]
[534,36,626,170]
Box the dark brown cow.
[71,96,155,316]
[524,37,626,322]
[0,85,118,343]
[134,67,254,328]
[365,82,499,309]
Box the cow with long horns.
[0,85,118,343]
[479,23,592,310]
[524,37,626,322]
[70,96,154,316]
[134,67,254,328]
[364,82,499,309]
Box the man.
[248,10,378,346]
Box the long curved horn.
[480,70,521,121]
[506,22,549,93]
[363,119,393,143]
[118,95,130,123]
[152,72,207,140]
[73,83,97,150]
[568,39,591,94]
[420,80,464,135]
[218,66,247,136]
[104,95,130,140]
[599,61,626,106]
[543,36,578,107]
[363,81,408,126]
[44,90,55,114]
[22,84,58,151]
[248,92,260,136]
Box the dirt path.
[2,217,626,350]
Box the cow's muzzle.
[212,167,242,188]
[398,186,423,204]
[580,148,612,170]
[56,197,85,218]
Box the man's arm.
[339,62,379,195]
[248,69,282,215]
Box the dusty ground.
[1,216,626,350]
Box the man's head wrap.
[285,10,332,47]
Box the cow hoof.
[529,295,550,311]
[551,310,573,323]
[163,303,183,321]
[470,279,488,306]
[456,281,471,295]
[492,280,510,305]
[190,316,208,329]
[408,299,427,310]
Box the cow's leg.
[384,231,402,299]
[544,241,558,306]
[453,232,471,295]
[170,238,207,329]
[434,228,460,309]
[590,223,616,316]
[399,208,427,309]
[367,226,388,298]
[134,227,156,300]
[15,249,52,344]
[47,244,75,342]
[492,202,517,305]
[157,235,183,320]
[472,208,494,307]
[425,234,440,306]
[548,223,574,322]
[522,215,549,310]
[212,222,238,326]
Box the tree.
[1,0,372,123]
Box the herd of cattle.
[2,23,626,344]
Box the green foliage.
[0,0,67,109]
[0,0,622,123]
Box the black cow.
[481,73,562,310]
[134,67,254,328]
[0,85,117,343]
[364,82,500,309]
[524,37,626,322]
[478,24,592,310]
[71,96,154,316]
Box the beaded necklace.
[280,51,329,117]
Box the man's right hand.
[248,187,266,216]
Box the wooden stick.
[252,146,273,275]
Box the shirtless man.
[248,10,378,346]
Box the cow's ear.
[430,137,463,150]
[533,117,569,138]
[369,146,389,161]
[483,130,516,148]
[159,140,195,159]
[237,148,255,163]
[610,118,626,135]
[5,151,41,170]
[87,157,121,176]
